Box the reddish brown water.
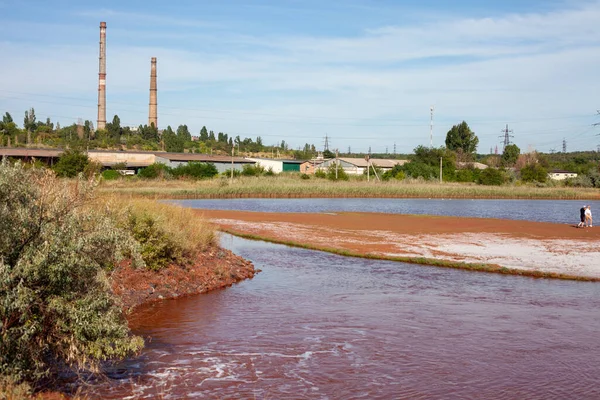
[89,235,600,399]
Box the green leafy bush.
[102,169,121,180]
[520,164,548,183]
[172,162,218,179]
[53,150,89,178]
[241,164,265,176]
[300,173,310,180]
[478,167,506,185]
[0,161,143,385]
[138,163,173,179]
[314,169,326,178]
[327,163,349,181]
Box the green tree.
[0,161,144,384]
[176,124,191,142]
[501,144,520,167]
[445,121,479,156]
[106,115,122,140]
[53,150,89,178]
[323,149,335,159]
[163,126,184,152]
[199,126,208,141]
[23,108,37,132]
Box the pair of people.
[578,205,593,228]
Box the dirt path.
[196,210,600,280]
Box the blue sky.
[1,0,599,153]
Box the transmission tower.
[494,145,498,155]
[368,146,371,155]
[429,105,434,148]
[324,134,330,151]
[348,146,351,155]
[386,146,388,154]
[393,142,397,155]
[562,138,567,153]
[490,146,493,154]
[499,124,514,151]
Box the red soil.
[110,246,256,311]
[196,210,600,242]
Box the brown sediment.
[110,245,256,311]
[195,209,600,281]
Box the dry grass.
[99,175,600,200]
[94,194,217,257]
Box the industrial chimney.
[97,22,107,131]
[149,57,158,128]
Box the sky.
[1,0,599,154]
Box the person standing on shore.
[585,205,592,227]
[579,205,586,228]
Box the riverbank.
[110,244,257,311]
[197,209,600,281]
[99,177,600,200]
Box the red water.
[88,235,600,399]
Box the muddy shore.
[110,245,257,311]
[196,209,600,280]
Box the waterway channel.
[170,198,600,224]
[89,234,600,399]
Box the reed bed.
[99,176,600,200]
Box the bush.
[314,169,326,178]
[264,167,275,176]
[102,169,121,180]
[172,162,218,179]
[520,164,547,183]
[478,167,505,185]
[327,163,349,181]
[120,199,216,270]
[455,168,481,183]
[0,161,143,385]
[300,173,310,180]
[241,164,265,176]
[138,163,172,179]
[53,150,89,178]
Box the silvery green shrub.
[0,160,143,385]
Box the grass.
[93,195,217,269]
[99,175,600,200]
[220,229,600,283]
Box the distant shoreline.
[198,209,600,282]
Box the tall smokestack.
[149,57,158,128]
[97,22,107,131]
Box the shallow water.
[170,198,600,224]
[89,235,600,399]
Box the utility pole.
[440,157,443,183]
[366,154,370,182]
[230,147,234,183]
[499,124,514,151]
[430,105,434,148]
[335,149,339,180]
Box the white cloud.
[1,1,599,151]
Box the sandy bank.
[196,210,600,280]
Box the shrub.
[172,162,218,179]
[478,167,505,185]
[264,167,275,176]
[314,169,326,178]
[222,168,241,178]
[53,150,89,178]
[0,161,143,385]
[120,199,216,270]
[300,173,310,180]
[520,164,548,183]
[327,163,349,181]
[102,169,121,180]
[138,163,172,179]
[241,164,265,176]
